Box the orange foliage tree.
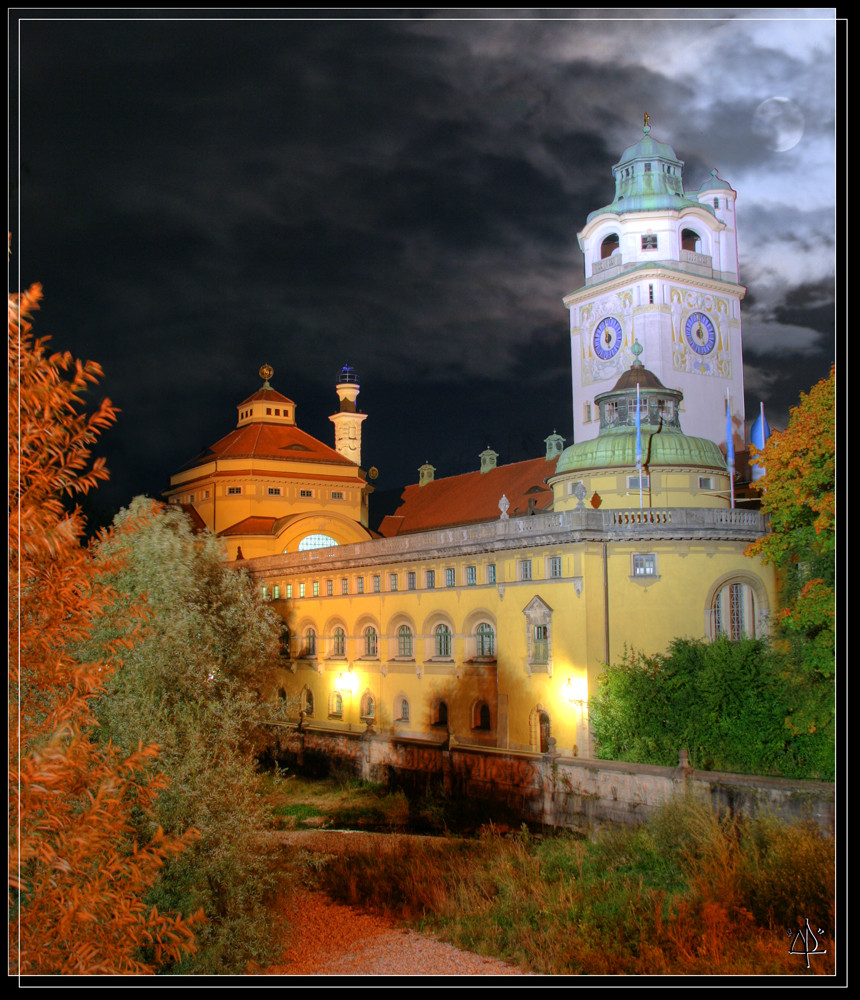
[9,282,200,975]
[747,367,835,681]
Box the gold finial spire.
[259,363,273,387]
[643,112,651,133]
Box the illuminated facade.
[166,126,777,759]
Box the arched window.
[712,582,757,641]
[364,626,378,657]
[476,623,495,658]
[681,228,701,253]
[304,628,316,657]
[302,688,314,716]
[398,697,410,722]
[330,691,343,717]
[398,625,413,658]
[435,624,452,658]
[298,533,339,551]
[361,693,375,720]
[600,233,620,259]
[332,627,346,658]
[278,627,291,658]
[434,701,448,727]
[473,701,491,730]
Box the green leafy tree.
[85,496,286,974]
[10,284,198,974]
[747,367,835,682]
[590,638,833,780]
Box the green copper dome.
[554,346,726,475]
[554,428,726,474]
[587,126,715,222]
[698,168,734,194]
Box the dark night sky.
[10,9,839,530]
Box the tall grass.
[314,796,835,976]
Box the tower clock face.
[593,316,622,360]
[685,312,716,355]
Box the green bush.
[589,637,834,780]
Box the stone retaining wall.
[267,726,834,833]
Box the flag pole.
[726,389,735,509]
[636,382,643,509]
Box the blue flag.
[749,402,771,482]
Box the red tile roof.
[238,387,296,407]
[176,422,358,473]
[378,456,556,536]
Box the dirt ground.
[253,829,530,978]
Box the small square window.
[268,487,281,496]
[521,560,532,582]
[446,568,455,587]
[331,491,344,500]
[698,476,714,490]
[641,234,658,250]
[628,475,650,491]
[407,572,416,591]
[266,408,272,415]
[300,489,313,498]
[633,554,657,577]
[549,557,562,579]
[274,409,280,416]
[465,565,477,586]
[227,486,241,495]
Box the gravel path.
[257,829,531,977]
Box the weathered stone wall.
[266,726,835,834]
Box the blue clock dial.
[593,317,622,360]
[685,312,716,355]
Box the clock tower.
[564,121,745,459]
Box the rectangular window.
[584,402,592,423]
[390,573,398,592]
[227,486,241,495]
[331,491,344,500]
[698,476,714,490]
[465,565,477,586]
[407,572,416,591]
[300,489,313,498]
[273,585,280,600]
[426,570,436,589]
[312,581,319,597]
[627,475,650,490]
[533,625,548,664]
[286,584,293,599]
[446,568,455,587]
[267,487,282,496]
[632,554,657,577]
[299,583,306,598]
[641,234,658,250]
[266,408,272,415]
[357,577,364,594]
[521,560,532,582]
[341,578,349,595]
[373,575,381,593]
[549,557,562,579]
[488,564,496,584]
[326,579,333,596]
[649,283,654,304]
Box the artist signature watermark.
[787,917,827,969]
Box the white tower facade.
[329,365,367,466]
[564,124,746,458]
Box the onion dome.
[587,121,714,222]
[698,168,735,195]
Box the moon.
[752,97,805,152]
